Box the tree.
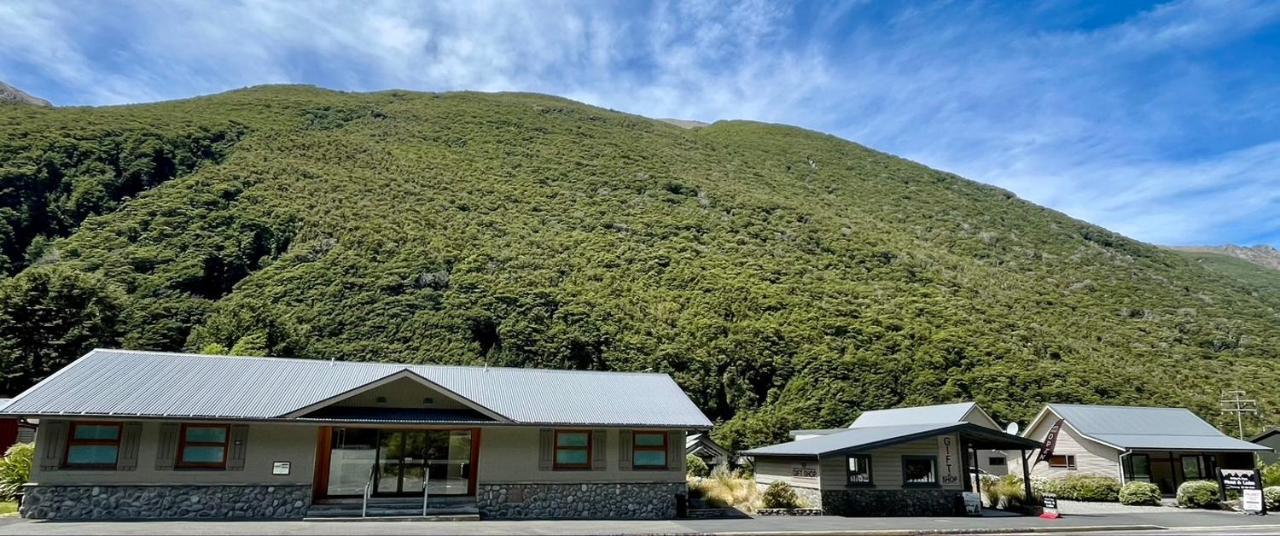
[0,266,125,394]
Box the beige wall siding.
[754,434,966,492]
[477,427,685,483]
[976,449,1009,476]
[753,457,824,490]
[32,420,688,488]
[31,419,318,486]
[1007,413,1120,480]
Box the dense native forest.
[0,86,1277,449]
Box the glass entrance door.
[374,430,472,497]
[324,428,475,498]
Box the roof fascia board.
[0,412,707,429]
[1022,405,1053,438]
[2,349,101,406]
[1030,405,1123,451]
[1251,429,1280,443]
[1124,446,1271,453]
[280,369,511,422]
[795,423,1041,458]
[963,404,1000,430]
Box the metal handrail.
[422,464,431,517]
[362,463,377,518]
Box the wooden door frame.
[313,426,333,500]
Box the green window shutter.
[618,430,633,471]
[226,425,250,471]
[591,430,607,470]
[39,420,69,471]
[116,422,143,471]
[667,430,684,472]
[155,423,180,470]
[538,429,553,471]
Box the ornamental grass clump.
[686,467,759,510]
[981,475,1027,509]
[1176,480,1220,509]
[1118,482,1162,506]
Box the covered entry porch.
[1121,450,1256,495]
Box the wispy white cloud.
[0,0,1275,246]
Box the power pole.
[1220,390,1258,439]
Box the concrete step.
[305,513,480,522]
[306,501,479,521]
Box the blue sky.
[2,0,1277,247]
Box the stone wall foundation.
[821,488,964,516]
[20,484,312,520]
[478,482,685,519]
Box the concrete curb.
[655,525,1166,536]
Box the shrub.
[1264,487,1280,511]
[1037,475,1120,502]
[0,443,33,500]
[1118,482,1162,506]
[686,455,709,478]
[762,481,804,509]
[1177,480,1220,508]
[1263,463,1280,488]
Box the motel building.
[1010,404,1270,495]
[743,403,1042,516]
[0,349,712,520]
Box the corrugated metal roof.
[744,423,955,457]
[0,398,10,411]
[1048,404,1267,452]
[788,428,845,438]
[850,402,976,428]
[0,349,712,428]
[744,422,1041,458]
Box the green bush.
[1037,475,1120,502]
[1264,487,1280,511]
[761,481,804,509]
[1118,482,1162,506]
[1262,463,1280,488]
[1176,480,1220,509]
[0,443,33,500]
[686,454,710,478]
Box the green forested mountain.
[1,86,1277,449]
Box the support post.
[973,448,981,496]
[1021,449,1034,504]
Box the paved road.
[0,510,1276,535]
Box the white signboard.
[1243,489,1265,515]
[272,461,291,476]
[962,491,981,514]
[937,435,960,486]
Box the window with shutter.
[177,424,230,469]
[64,422,122,469]
[553,430,591,470]
[632,432,667,469]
